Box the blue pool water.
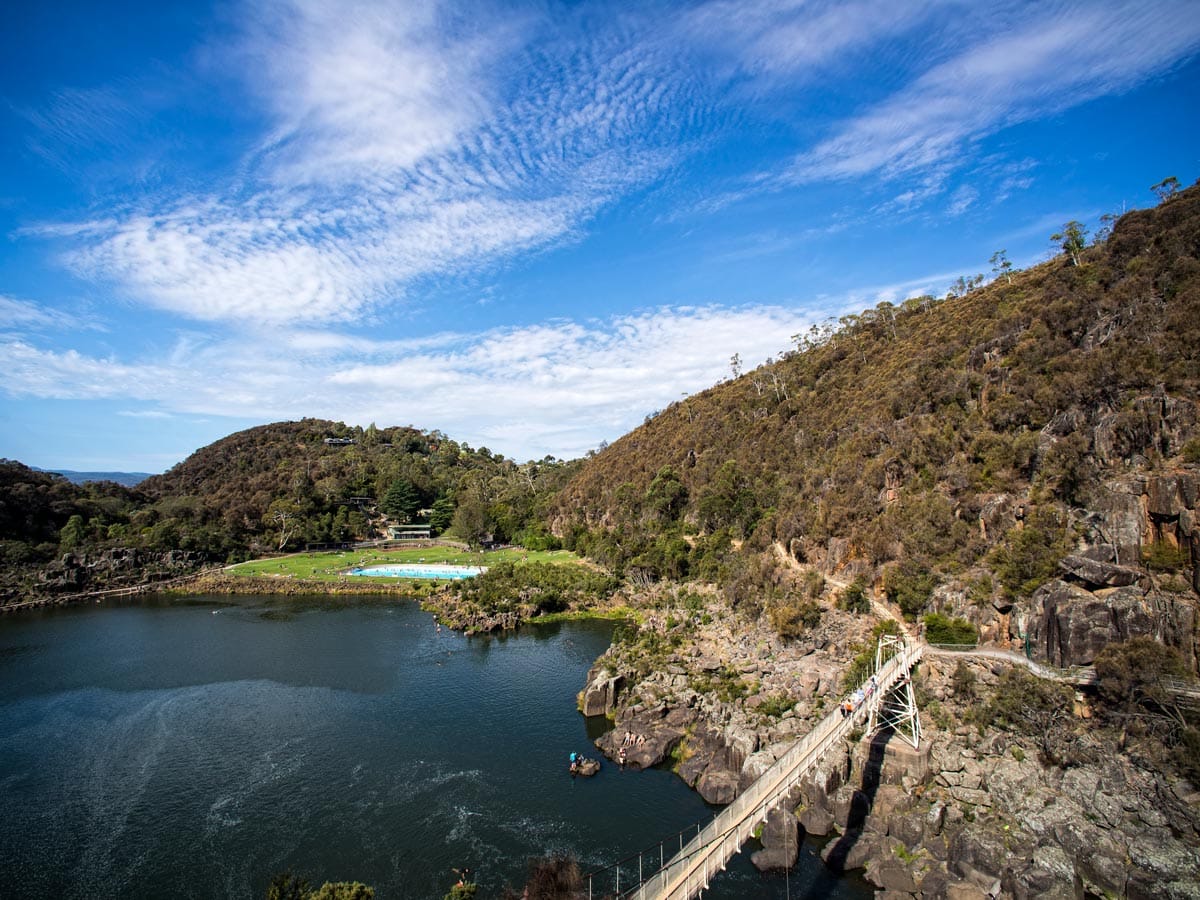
[349,564,485,580]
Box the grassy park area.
[226,545,580,582]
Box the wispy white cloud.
[0,304,817,459]
[238,0,501,184]
[787,0,1200,184]
[0,340,179,399]
[18,84,143,174]
[117,410,175,419]
[680,0,951,82]
[0,295,98,332]
[29,0,1198,329]
[44,0,691,327]
[946,184,979,217]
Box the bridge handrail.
[580,821,704,886]
[925,642,979,650]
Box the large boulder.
[1027,580,1156,666]
[830,785,871,831]
[798,801,835,837]
[821,827,889,873]
[675,726,725,786]
[580,666,624,717]
[869,860,919,894]
[739,747,779,791]
[1057,554,1142,588]
[750,804,800,872]
[696,768,739,804]
[597,714,684,770]
[571,757,601,777]
[949,827,1009,892]
[1025,578,1197,668]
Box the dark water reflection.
[0,596,868,899]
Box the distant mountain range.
[33,467,155,487]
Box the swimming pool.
[348,564,486,580]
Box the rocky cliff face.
[805,658,1200,899]
[768,395,1200,677]
[584,596,873,804]
[38,548,209,594]
[1007,465,1200,671]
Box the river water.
[0,596,869,899]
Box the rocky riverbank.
[579,592,1200,898]
[2,548,215,610]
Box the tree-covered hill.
[549,181,1200,663]
[1,419,576,603]
[136,418,577,556]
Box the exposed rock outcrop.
[1017,579,1196,669]
[580,665,624,717]
[1096,471,1200,567]
[570,757,601,777]
[750,801,800,871]
[1056,553,1142,588]
[40,548,208,593]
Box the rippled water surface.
[0,596,869,899]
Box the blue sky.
[2,0,1198,472]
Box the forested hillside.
[5,184,1198,639]
[0,463,143,566]
[1,419,574,603]
[139,419,573,555]
[550,182,1200,665]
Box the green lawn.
[226,545,580,581]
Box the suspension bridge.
[584,636,924,900]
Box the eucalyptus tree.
[989,249,1013,284]
[1051,221,1088,266]
[1151,176,1180,203]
